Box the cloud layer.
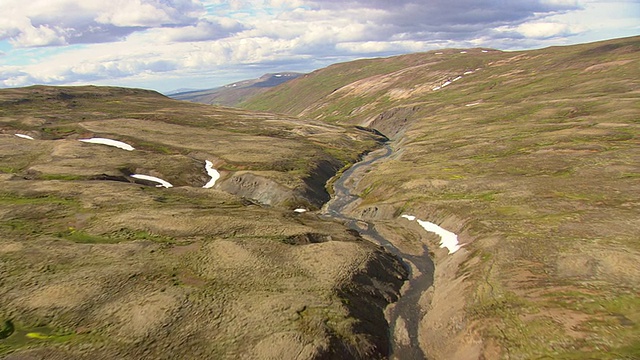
[0,0,638,92]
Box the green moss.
[0,320,14,339]
[436,191,498,202]
[135,141,178,155]
[0,166,18,174]
[41,125,83,137]
[38,174,87,181]
[1,219,43,235]
[109,228,175,243]
[60,228,119,244]
[0,323,78,355]
[0,193,77,206]
[25,332,51,340]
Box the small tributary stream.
[321,143,435,359]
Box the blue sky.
[0,0,638,94]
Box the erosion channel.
[322,143,435,360]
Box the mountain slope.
[0,85,402,359]
[170,72,303,106]
[241,36,640,359]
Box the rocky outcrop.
[364,106,421,140]
[300,158,344,207]
[319,243,408,360]
[216,156,349,209]
[217,172,295,206]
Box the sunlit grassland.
[242,36,640,358]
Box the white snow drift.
[401,214,461,254]
[15,134,34,140]
[202,160,220,188]
[79,138,135,151]
[130,174,173,188]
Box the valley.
[1,35,639,359]
[0,86,403,359]
[240,35,640,359]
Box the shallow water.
[322,144,434,359]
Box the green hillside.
[241,36,640,359]
[0,85,399,359]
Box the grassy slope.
[239,56,425,117]
[0,85,382,205]
[241,36,640,359]
[0,86,402,358]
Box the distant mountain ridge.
[168,72,303,106]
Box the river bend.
[322,144,435,359]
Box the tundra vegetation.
[0,86,402,359]
[0,35,638,359]
[241,36,640,359]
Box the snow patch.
[294,208,307,213]
[130,174,173,188]
[463,71,474,75]
[79,138,135,151]
[401,214,461,254]
[465,102,481,107]
[202,160,220,188]
[15,134,34,140]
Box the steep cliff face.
[218,172,296,206]
[317,243,408,360]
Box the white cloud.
[335,40,430,54]
[10,24,67,47]
[0,68,34,87]
[95,0,202,27]
[516,22,577,38]
[0,0,204,47]
[540,0,580,6]
[150,18,246,42]
[0,0,638,92]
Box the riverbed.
[322,143,435,359]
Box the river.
[321,143,435,360]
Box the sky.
[0,0,638,94]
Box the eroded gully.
[321,143,435,360]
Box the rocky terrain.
[242,36,640,359]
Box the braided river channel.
[321,143,435,359]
